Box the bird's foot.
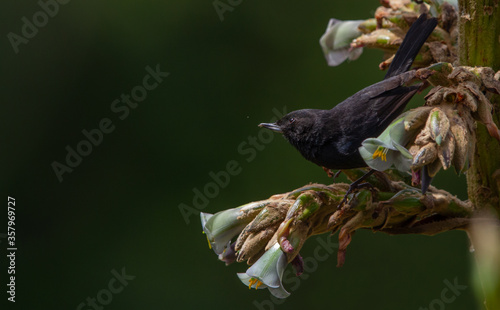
[337,182,375,210]
[322,167,335,178]
[322,167,343,181]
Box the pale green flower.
[237,243,290,299]
[359,114,414,172]
[200,202,266,255]
[319,19,363,66]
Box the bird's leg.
[337,169,376,209]
[322,167,343,181]
[322,167,335,178]
[333,170,342,181]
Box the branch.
[202,169,472,269]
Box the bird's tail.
[384,13,438,79]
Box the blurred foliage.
[0,1,472,309]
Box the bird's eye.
[289,118,295,124]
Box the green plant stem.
[459,1,500,308]
[459,0,500,212]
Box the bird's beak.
[258,123,282,133]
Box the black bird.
[260,13,437,179]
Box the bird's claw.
[323,167,335,178]
[322,167,343,181]
[337,182,375,210]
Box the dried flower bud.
[448,110,471,173]
[437,131,455,170]
[414,127,432,146]
[456,86,478,111]
[425,86,446,105]
[448,66,481,84]
[234,202,287,259]
[404,106,432,131]
[427,108,450,145]
[479,67,500,94]
[427,41,451,63]
[473,91,500,142]
[419,62,454,87]
[237,224,279,263]
[351,28,402,49]
[358,18,393,33]
[412,142,438,169]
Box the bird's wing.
[336,70,416,107]
[332,77,420,154]
[368,84,421,130]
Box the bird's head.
[259,110,317,141]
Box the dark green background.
[1,1,475,309]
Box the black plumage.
[260,13,438,171]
